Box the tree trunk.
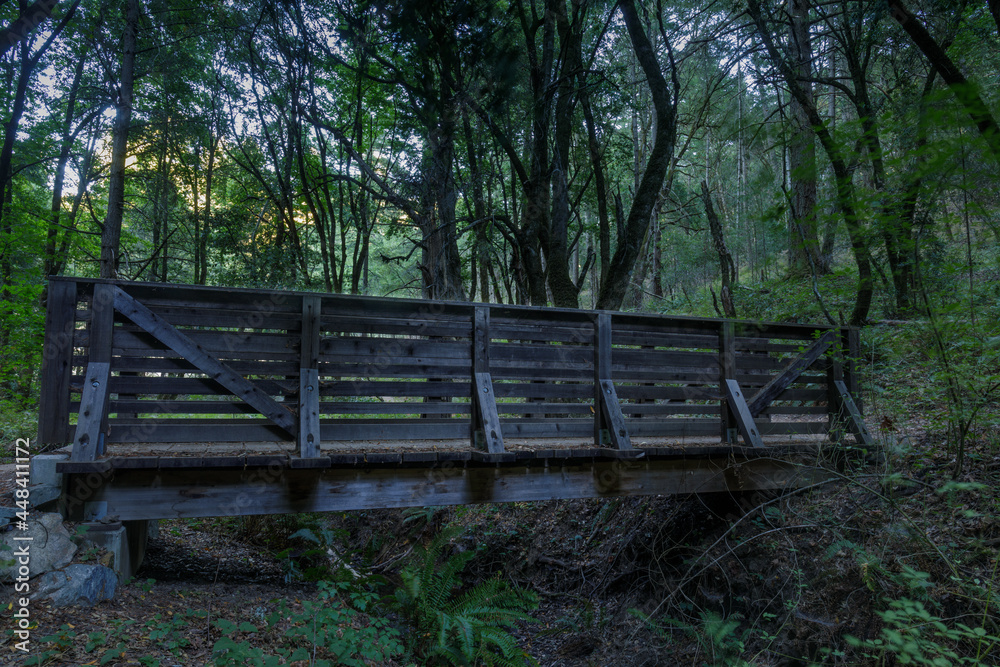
[100,0,139,279]
[597,0,677,310]
[701,181,736,318]
[421,96,464,301]
[887,0,1000,163]
[749,0,873,324]
[787,0,819,278]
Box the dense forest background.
[2,0,1000,424]
[2,0,999,413]
[4,1,1000,665]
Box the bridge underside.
[57,443,835,522]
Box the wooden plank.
[612,331,720,350]
[322,421,470,441]
[834,380,873,446]
[109,308,302,331]
[106,355,300,376]
[498,420,593,438]
[106,422,288,443]
[470,451,517,463]
[289,457,331,469]
[108,328,301,357]
[490,365,592,381]
[112,287,297,437]
[723,379,764,448]
[321,402,472,415]
[61,457,831,521]
[245,455,290,467]
[625,419,720,438]
[756,421,829,436]
[495,402,593,414]
[57,460,111,474]
[620,404,719,416]
[299,368,321,458]
[71,362,110,461]
[615,385,722,401]
[322,337,471,361]
[106,457,160,469]
[598,379,632,450]
[38,279,78,445]
[746,330,839,416]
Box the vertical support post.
[472,307,504,453]
[72,283,114,461]
[828,327,846,442]
[844,327,862,414]
[38,279,78,445]
[719,321,738,443]
[594,313,631,450]
[298,295,321,458]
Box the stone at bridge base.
[32,564,117,607]
[0,512,77,580]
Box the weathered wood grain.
[61,456,832,521]
[38,279,78,445]
[747,330,839,416]
[113,287,297,435]
[71,362,110,461]
[723,379,764,448]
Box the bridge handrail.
[37,277,869,462]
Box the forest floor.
[5,415,1000,666]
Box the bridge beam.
[60,453,831,521]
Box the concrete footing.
[81,519,152,581]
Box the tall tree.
[99,0,139,279]
[596,0,678,310]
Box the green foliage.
[248,579,403,667]
[274,515,350,582]
[393,526,539,666]
[846,596,999,665]
[631,608,752,667]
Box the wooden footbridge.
[37,277,871,526]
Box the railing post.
[828,326,846,442]
[298,295,322,458]
[38,279,78,446]
[472,306,504,453]
[844,326,862,414]
[72,283,115,461]
[594,313,631,450]
[719,320,737,443]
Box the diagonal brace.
[833,380,873,447]
[112,287,297,436]
[748,329,838,417]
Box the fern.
[394,526,538,666]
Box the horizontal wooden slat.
[321,336,471,361]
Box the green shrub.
[393,526,539,666]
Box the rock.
[0,512,77,580]
[31,564,118,607]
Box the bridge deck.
[37,277,871,521]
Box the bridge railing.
[37,277,870,463]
